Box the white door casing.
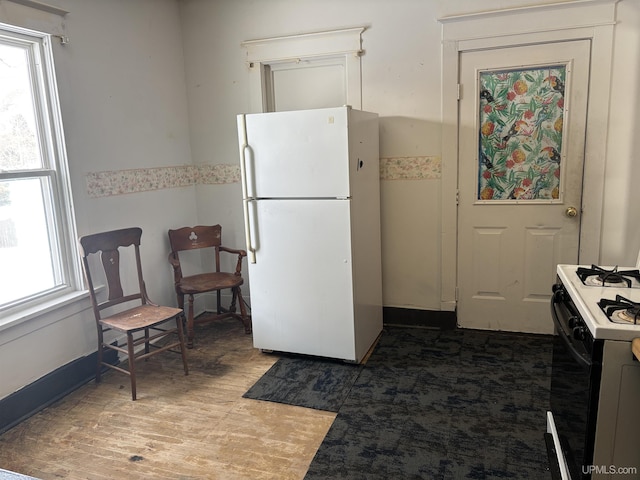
[439,1,617,319]
[457,41,589,334]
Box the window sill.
[0,289,92,337]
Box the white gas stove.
[549,262,640,480]
[556,264,640,342]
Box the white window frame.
[0,21,82,324]
[263,55,349,112]
[241,27,365,113]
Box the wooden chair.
[168,225,251,348]
[79,227,188,400]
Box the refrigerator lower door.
[248,198,359,361]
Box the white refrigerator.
[237,106,383,363]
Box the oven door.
[549,285,603,480]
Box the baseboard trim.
[0,349,117,435]
[383,307,457,330]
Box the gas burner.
[618,308,640,324]
[577,265,640,288]
[598,295,640,325]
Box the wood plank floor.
[0,318,336,480]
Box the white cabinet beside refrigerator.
[237,106,382,363]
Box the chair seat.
[100,304,183,332]
[176,272,244,295]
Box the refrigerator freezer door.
[247,198,358,360]
[240,107,351,199]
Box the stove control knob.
[572,326,586,341]
[568,316,578,329]
[552,286,565,301]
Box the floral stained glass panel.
[477,66,566,201]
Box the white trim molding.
[242,27,365,64]
[438,0,617,311]
[0,0,68,38]
[2,0,68,16]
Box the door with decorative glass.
[457,40,590,333]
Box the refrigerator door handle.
[243,196,256,264]
[238,114,257,264]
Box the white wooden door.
[457,40,590,334]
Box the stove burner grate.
[577,265,640,288]
[598,295,640,324]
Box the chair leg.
[96,327,104,384]
[176,315,189,376]
[176,293,187,333]
[127,333,137,401]
[236,287,252,334]
[229,288,238,313]
[144,327,150,357]
[187,294,195,348]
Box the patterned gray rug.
[242,353,363,412]
[305,327,553,479]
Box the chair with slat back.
[168,225,251,348]
[79,227,189,400]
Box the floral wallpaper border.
[379,156,441,181]
[85,156,441,198]
[85,164,239,198]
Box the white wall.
[0,0,197,400]
[600,0,640,264]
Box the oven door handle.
[551,290,592,369]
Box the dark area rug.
[242,326,553,479]
[303,326,553,480]
[242,354,363,412]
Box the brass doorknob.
[565,206,578,218]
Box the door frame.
[438,0,618,312]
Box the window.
[0,22,80,318]
[242,27,364,113]
[264,56,348,112]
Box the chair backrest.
[168,225,223,274]
[79,227,147,320]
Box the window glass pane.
[477,65,565,201]
[269,59,347,112]
[0,178,60,307]
[0,42,43,170]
